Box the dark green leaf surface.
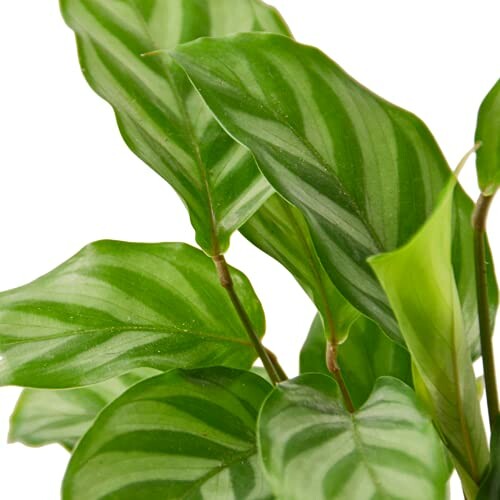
[241,194,360,343]
[9,369,157,450]
[172,33,497,352]
[60,0,290,254]
[0,241,265,388]
[258,374,449,500]
[300,314,411,408]
[369,179,489,489]
[63,367,273,500]
[478,417,500,499]
[475,79,500,195]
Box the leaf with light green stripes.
[300,314,411,408]
[475,78,500,195]
[369,178,489,493]
[172,33,497,353]
[60,0,291,255]
[0,241,265,388]
[9,368,157,450]
[63,367,273,500]
[258,374,450,500]
[241,194,360,344]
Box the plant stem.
[213,254,287,385]
[472,192,499,428]
[326,340,355,413]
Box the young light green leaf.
[300,314,411,408]
[9,368,157,450]
[478,417,500,499]
[172,33,497,353]
[258,374,449,500]
[63,367,273,500]
[0,241,265,388]
[369,179,489,487]
[60,0,291,255]
[475,79,500,195]
[241,194,360,343]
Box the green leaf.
[9,368,157,450]
[241,194,360,343]
[478,417,500,499]
[475,79,500,195]
[258,374,450,500]
[300,314,411,408]
[0,241,265,388]
[63,367,273,500]
[172,33,497,353]
[60,0,291,255]
[369,179,489,487]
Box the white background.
[0,1,499,498]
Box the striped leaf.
[258,374,450,500]
[241,194,360,344]
[9,368,157,451]
[60,0,291,255]
[475,78,500,195]
[172,33,497,352]
[63,367,273,500]
[300,314,411,408]
[0,241,265,388]
[369,179,489,493]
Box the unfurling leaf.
[369,179,489,493]
[60,0,290,254]
[9,369,157,450]
[0,241,264,388]
[63,367,273,500]
[172,33,497,355]
[258,374,450,500]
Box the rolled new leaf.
[258,374,449,500]
[172,33,497,355]
[0,241,265,388]
[63,367,273,500]
[60,0,290,255]
[9,368,157,450]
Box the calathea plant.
[2,1,499,499]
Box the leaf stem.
[213,254,286,385]
[326,340,355,413]
[472,192,499,428]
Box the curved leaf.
[258,374,449,500]
[241,194,360,343]
[369,179,488,489]
[60,0,290,254]
[9,368,157,450]
[172,33,497,352]
[475,79,500,195]
[63,367,273,500]
[478,417,500,499]
[0,241,265,388]
[300,314,411,408]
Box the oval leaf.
[60,0,290,254]
[172,33,497,352]
[0,241,265,388]
[9,368,157,450]
[369,179,489,488]
[300,314,411,408]
[258,374,449,500]
[475,79,500,195]
[63,367,273,500]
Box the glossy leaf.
[60,0,291,255]
[9,369,157,451]
[0,241,265,388]
[172,33,497,352]
[241,194,360,343]
[300,314,411,408]
[475,79,500,195]
[369,179,489,488]
[258,374,449,500]
[63,367,273,500]
[478,417,500,499]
